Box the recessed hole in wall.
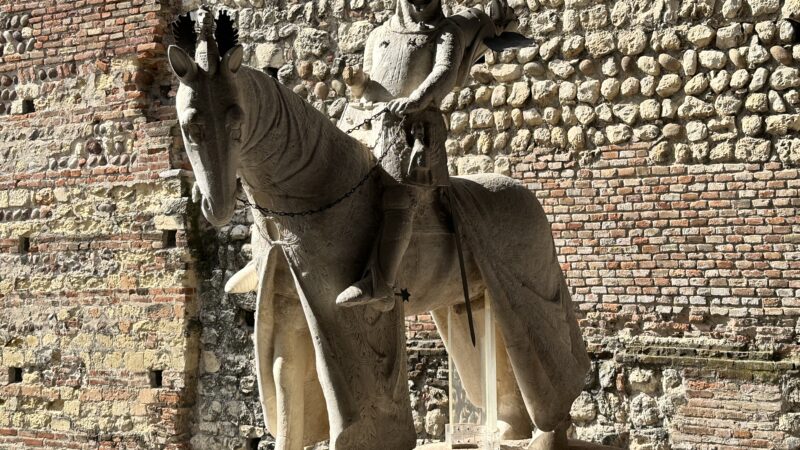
[18,236,30,253]
[162,230,177,248]
[239,308,255,329]
[149,369,163,388]
[265,67,279,78]
[8,367,22,383]
[22,99,34,114]
[246,437,261,450]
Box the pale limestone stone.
[294,28,330,58]
[494,156,511,175]
[683,49,698,76]
[687,25,715,47]
[549,60,575,79]
[714,92,743,115]
[637,56,660,76]
[543,107,561,125]
[663,123,682,137]
[684,74,709,95]
[567,126,585,149]
[338,21,375,53]
[507,82,530,107]
[663,98,677,118]
[686,121,708,141]
[674,143,691,163]
[595,103,613,121]
[661,29,682,51]
[710,71,731,93]
[539,37,561,60]
[755,21,776,43]
[511,108,524,127]
[563,9,580,32]
[559,81,577,102]
[741,115,763,135]
[533,127,551,145]
[786,89,800,106]
[561,36,585,58]
[601,78,621,100]
[551,126,567,148]
[562,105,578,126]
[730,69,751,89]
[610,1,630,26]
[475,86,492,105]
[493,132,510,152]
[470,108,494,129]
[729,48,746,68]
[618,28,648,55]
[580,4,609,30]
[630,394,661,428]
[771,45,792,65]
[658,53,681,72]
[477,133,493,154]
[677,96,714,119]
[601,56,618,76]
[722,0,743,18]
[606,124,632,143]
[494,110,512,130]
[577,80,601,104]
[517,45,540,63]
[716,24,744,49]
[510,129,532,152]
[749,67,770,91]
[769,90,787,112]
[570,392,597,423]
[575,104,596,124]
[765,114,800,135]
[747,38,771,66]
[457,87,474,108]
[691,142,710,162]
[620,77,640,96]
[492,85,508,107]
[776,137,800,165]
[649,141,672,163]
[747,0,780,15]
[253,43,285,69]
[640,99,661,120]
[779,19,796,42]
[710,142,734,162]
[640,76,656,97]
[457,154,494,174]
[635,124,660,141]
[770,67,800,90]
[656,74,682,97]
[585,31,616,57]
[736,137,772,162]
[491,64,523,82]
[523,108,544,125]
[523,61,545,77]
[746,92,769,112]
[698,50,727,69]
[531,80,559,102]
[612,103,639,125]
[450,112,469,133]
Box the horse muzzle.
[201,196,235,227]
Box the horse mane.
[236,66,372,196]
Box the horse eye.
[184,123,204,143]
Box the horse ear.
[224,45,244,74]
[168,45,197,81]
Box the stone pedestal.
[415,438,620,450]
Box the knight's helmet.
[194,6,220,75]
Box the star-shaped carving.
[396,288,411,302]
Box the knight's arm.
[408,26,465,108]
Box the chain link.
[237,107,398,218]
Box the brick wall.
[1,0,800,448]
[0,0,199,448]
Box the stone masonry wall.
[0,0,202,448]
[1,0,800,448]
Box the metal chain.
[237,107,400,218]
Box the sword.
[446,189,476,347]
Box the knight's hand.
[387,97,424,117]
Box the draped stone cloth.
[449,174,591,431]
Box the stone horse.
[169,9,590,450]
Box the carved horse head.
[168,8,244,227]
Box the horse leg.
[495,330,534,440]
[272,293,311,450]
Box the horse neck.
[236,67,372,214]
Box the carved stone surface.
[170,3,589,449]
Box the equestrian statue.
[168,3,590,450]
